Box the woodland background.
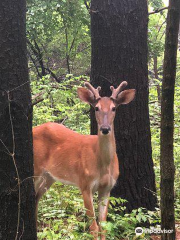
[0,0,179,239]
[26,0,180,239]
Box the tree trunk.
[160,0,180,239]
[153,56,161,105]
[90,0,157,211]
[178,22,180,51]
[0,0,37,239]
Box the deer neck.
[97,126,116,166]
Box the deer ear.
[77,88,95,105]
[116,89,136,105]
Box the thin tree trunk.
[90,0,157,211]
[65,28,71,74]
[0,0,37,239]
[153,56,161,104]
[160,0,180,239]
[27,39,46,77]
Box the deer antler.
[84,82,101,101]
[110,81,128,100]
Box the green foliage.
[149,0,164,10]
[28,0,180,239]
[101,198,156,240]
[37,183,93,240]
[31,75,90,134]
[148,14,166,59]
[32,73,180,239]
[27,0,91,75]
[149,61,180,221]
[148,3,168,61]
[37,186,157,240]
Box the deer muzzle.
[100,125,111,135]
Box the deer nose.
[100,126,111,135]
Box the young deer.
[33,81,135,240]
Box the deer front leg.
[81,189,99,240]
[98,189,110,240]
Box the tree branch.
[33,39,46,76]
[44,67,60,82]
[27,39,46,76]
[27,50,42,78]
[149,7,169,15]
[32,91,45,106]
[32,91,45,100]
[32,97,44,106]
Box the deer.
[33,81,135,240]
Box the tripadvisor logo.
[135,227,143,236]
[135,227,174,235]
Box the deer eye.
[112,107,116,112]
[95,107,99,111]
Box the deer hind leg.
[98,189,110,240]
[81,188,99,240]
[34,172,55,225]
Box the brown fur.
[34,86,135,240]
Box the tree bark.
[0,0,37,239]
[160,0,180,239]
[90,0,157,211]
[178,21,180,51]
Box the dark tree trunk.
[178,22,180,51]
[27,39,46,78]
[0,0,37,239]
[65,28,71,74]
[90,0,157,211]
[153,56,161,105]
[160,0,180,239]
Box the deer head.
[78,81,136,135]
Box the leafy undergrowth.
[37,183,160,240]
[149,83,180,222]
[35,78,180,240]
